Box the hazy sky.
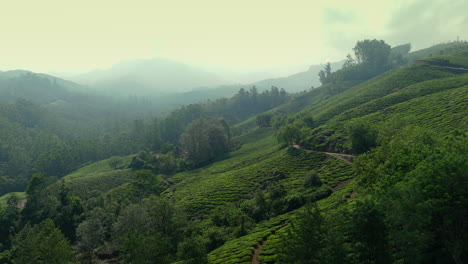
[1,0,466,74]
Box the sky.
[0,0,467,75]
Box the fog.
[0,0,466,87]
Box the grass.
[48,155,135,197]
[163,127,354,263]
[368,85,468,133]
[0,192,26,207]
[307,83,468,153]
[420,54,468,68]
[308,65,453,124]
[207,178,357,264]
[332,73,468,122]
[28,52,467,263]
[208,212,293,264]
[167,127,353,216]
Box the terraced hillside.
[2,48,466,264]
[168,128,353,216]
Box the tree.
[318,62,333,84]
[180,118,231,165]
[349,199,391,264]
[11,219,73,264]
[348,121,377,154]
[277,124,303,146]
[113,201,179,264]
[279,204,324,263]
[385,133,467,264]
[352,39,391,67]
[131,169,163,198]
[256,113,273,127]
[343,53,355,68]
[176,236,208,264]
[108,156,123,169]
[76,209,106,264]
[388,43,411,66]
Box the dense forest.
[0,39,467,264]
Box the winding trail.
[292,144,355,164]
[323,152,354,164]
[252,240,266,264]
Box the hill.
[0,42,466,264]
[69,58,226,94]
[251,61,344,93]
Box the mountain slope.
[1,45,467,264]
[251,61,344,93]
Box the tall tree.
[349,199,391,264]
[279,204,324,263]
[180,118,231,166]
[11,219,73,264]
[352,39,391,67]
[318,62,333,84]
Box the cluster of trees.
[0,169,209,264]
[280,128,467,264]
[0,84,289,196]
[319,39,410,86]
[0,99,157,195]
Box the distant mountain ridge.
[250,61,344,92]
[69,58,227,94]
[63,57,346,95]
[0,70,93,104]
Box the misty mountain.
[69,58,227,94]
[0,70,94,104]
[250,61,344,92]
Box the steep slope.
[3,47,467,264]
[168,128,352,216]
[306,65,453,124]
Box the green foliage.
[353,39,391,67]
[408,42,468,64]
[388,43,411,66]
[279,204,324,263]
[318,62,333,84]
[255,112,273,128]
[25,173,48,196]
[276,124,303,145]
[353,128,467,263]
[107,156,123,169]
[312,65,453,124]
[349,199,390,264]
[304,171,322,188]
[2,41,468,264]
[180,117,231,166]
[129,149,190,174]
[177,236,208,264]
[348,121,377,154]
[131,170,164,198]
[112,197,183,264]
[419,52,468,68]
[76,209,106,264]
[11,219,73,264]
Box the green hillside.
[1,42,466,264]
[307,65,453,124]
[0,192,26,208]
[52,155,134,197]
[169,128,352,216]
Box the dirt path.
[323,152,354,164]
[292,144,355,164]
[252,240,266,264]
